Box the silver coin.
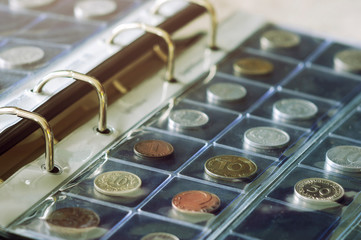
[334,49,361,73]
[206,82,247,104]
[141,232,179,240]
[94,171,142,196]
[9,0,55,8]
[244,126,290,149]
[0,46,45,69]
[294,178,344,205]
[260,29,301,50]
[326,145,361,172]
[273,98,318,120]
[74,0,117,19]
[168,109,209,130]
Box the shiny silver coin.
[0,46,45,69]
[206,82,247,104]
[326,145,361,172]
[168,109,209,130]
[273,98,318,120]
[74,0,117,19]
[10,0,55,8]
[334,49,361,73]
[94,171,142,196]
[141,232,179,240]
[244,126,290,150]
[294,178,344,205]
[260,29,301,49]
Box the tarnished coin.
[204,155,257,181]
[206,82,247,104]
[172,190,220,213]
[10,0,55,9]
[74,0,117,19]
[168,109,209,130]
[0,46,45,69]
[94,171,142,196]
[244,126,290,150]
[326,145,361,172]
[46,207,100,230]
[141,232,179,240]
[233,57,274,76]
[273,98,318,120]
[334,49,361,73]
[294,178,344,205]
[260,29,301,49]
[133,139,174,159]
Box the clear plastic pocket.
[242,24,324,61]
[218,48,298,86]
[140,177,240,226]
[232,198,339,240]
[107,129,206,171]
[216,115,308,158]
[184,74,270,113]
[10,193,129,240]
[63,158,169,208]
[108,213,204,240]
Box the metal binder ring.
[33,70,108,133]
[151,0,218,50]
[107,23,176,82]
[0,107,54,172]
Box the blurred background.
[210,0,361,44]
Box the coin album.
[0,0,361,240]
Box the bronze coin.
[204,155,258,181]
[46,207,100,229]
[171,190,221,213]
[133,139,174,158]
[233,57,274,76]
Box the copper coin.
[46,207,100,229]
[171,190,221,213]
[233,57,274,76]
[133,139,174,158]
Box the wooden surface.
[210,0,361,45]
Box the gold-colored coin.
[94,171,142,196]
[260,29,301,49]
[204,155,257,181]
[233,57,274,76]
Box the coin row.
[243,26,361,75]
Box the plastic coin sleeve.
[2,6,361,240]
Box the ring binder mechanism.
[151,0,218,50]
[0,107,54,172]
[33,70,109,133]
[107,23,176,82]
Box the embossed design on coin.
[10,0,55,9]
[260,29,301,49]
[141,232,179,240]
[244,126,290,149]
[294,178,344,204]
[172,190,220,213]
[326,145,361,172]
[133,139,174,159]
[74,0,117,19]
[273,98,318,120]
[204,155,257,181]
[94,171,141,196]
[168,109,209,130]
[0,46,45,69]
[233,57,274,76]
[206,83,247,104]
[334,49,361,73]
[46,207,100,230]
